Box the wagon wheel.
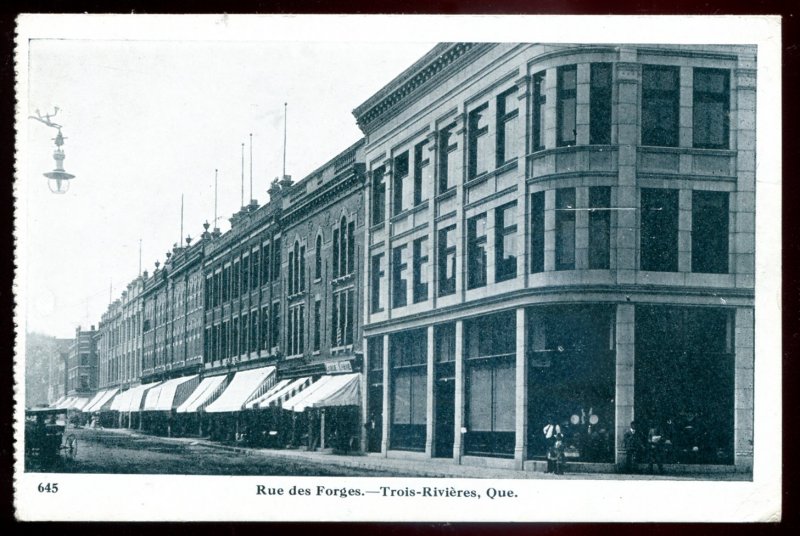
[65,434,78,459]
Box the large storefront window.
[527,305,616,463]
[635,306,734,465]
[366,337,384,453]
[390,329,428,451]
[464,311,515,458]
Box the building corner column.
[514,307,529,470]
[614,303,635,468]
[425,325,435,457]
[734,307,754,471]
[452,319,465,464]
[381,334,391,457]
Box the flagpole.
[282,103,287,179]
[249,133,253,203]
[241,142,245,209]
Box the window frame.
[556,65,578,147]
[495,202,518,282]
[641,65,680,147]
[467,213,488,289]
[693,68,730,150]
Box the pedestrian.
[647,424,665,474]
[542,416,562,474]
[623,420,643,473]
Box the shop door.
[434,378,455,457]
[367,384,383,453]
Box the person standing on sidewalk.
[623,420,644,473]
[543,416,562,474]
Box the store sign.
[324,360,353,374]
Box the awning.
[248,376,313,409]
[175,375,228,413]
[117,382,161,413]
[82,390,107,413]
[281,373,360,412]
[109,388,132,412]
[244,379,291,409]
[55,396,76,409]
[205,366,276,413]
[143,375,200,411]
[70,397,90,411]
[93,388,120,411]
[50,395,66,408]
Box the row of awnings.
[64,367,361,414]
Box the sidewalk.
[97,427,750,481]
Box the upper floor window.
[590,63,612,145]
[262,242,271,284]
[313,299,322,352]
[533,71,547,151]
[288,246,295,294]
[557,65,577,147]
[467,213,488,289]
[693,68,730,149]
[270,301,280,348]
[331,289,354,347]
[413,236,429,303]
[393,151,410,216]
[260,306,269,351]
[641,188,679,272]
[413,140,430,206]
[530,192,545,273]
[467,103,490,179]
[315,235,322,280]
[438,225,457,297]
[371,252,385,313]
[642,65,680,147]
[272,237,281,281]
[495,202,517,282]
[222,264,230,302]
[496,87,519,166]
[392,244,408,309]
[242,254,250,294]
[555,188,576,270]
[372,166,386,225]
[438,124,458,194]
[692,190,729,273]
[589,186,611,269]
[251,248,260,290]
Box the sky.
[22,35,435,338]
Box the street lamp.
[29,107,75,194]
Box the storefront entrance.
[434,377,455,457]
[526,305,616,463]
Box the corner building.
[354,43,755,471]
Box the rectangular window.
[251,248,260,289]
[241,313,249,356]
[641,188,679,271]
[467,103,490,179]
[260,306,269,351]
[642,65,680,147]
[242,255,250,294]
[438,225,457,296]
[393,151,409,215]
[435,323,456,363]
[222,265,230,302]
[590,63,612,145]
[495,202,518,282]
[530,192,545,273]
[496,87,520,166]
[345,289,354,346]
[262,242,271,284]
[533,71,547,151]
[298,304,305,354]
[231,260,239,297]
[557,65,577,147]
[413,140,429,206]
[438,125,458,193]
[331,291,339,346]
[467,213,488,289]
[288,249,295,295]
[589,186,611,269]
[372,166,386,225]
[692,190,729,273]
[271,302,280,348]
[272,237,281,281]
[231,317,239,357]
[313,299,321,351]
[556,188,576,270]
[392,245,408,309]
[413,236,429,303]
[221,320,228,359]
[250,311,258,353]
[693,68,730,149]
[371,253,385,313]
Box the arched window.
[315,234,322,280]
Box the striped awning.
[143,375,200,411]
[83,388,119,413]
[248,376,314,409]
[205,367,276,413]
[282,373,360,412]
[175,375,228,413]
